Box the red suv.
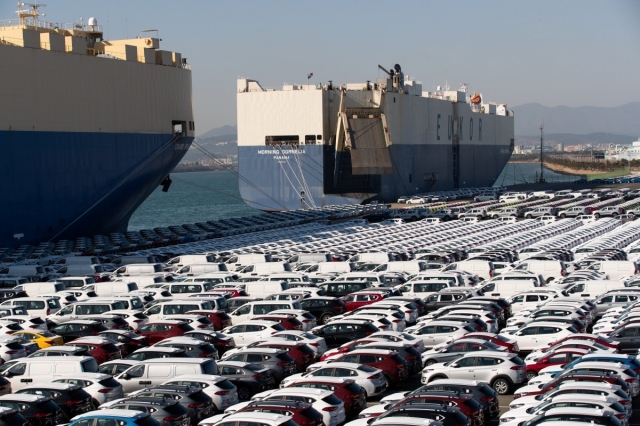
[535,333,620,352]
[320,338,387,361]
[392,391,484,426]
[525,348,589,379]
[256,341,317,371]
[65,337,122,364]
[283,377,366,417]
[186,310,232,331]
[135,320,194,345]
[236,400,323,426]
[326,348,408,383]
[251,314,303,331]
[343,291,388,312]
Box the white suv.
[421,351,526,395]
[501,321,576,351]
[405,320,474,349]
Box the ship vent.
[345,113,392,175]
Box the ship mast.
[16,2,45,27]
[539,122,545,183]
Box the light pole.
[300,191,306,210]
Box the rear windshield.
[37,400,61,413]
[216,379,235,390]
[99,377,121,387]
[81,359,98,373]
[464,399,482,410]
[357,365,377,373]
[272,324,286,332]
[188,390,210,402]
[199,344,217,354]
[5,343,22,350]
[202,360,218,375]
[479,384,497,397]
[344,383,364,394]
[510,357,525,366]
[102,343,120,352]
[391,354,405,364]
[276,353,295,363]
[322,394,342,405]
[178,324,195,332]
[299,345,314,355]
[164,402,188,415]
[0,412,27,424]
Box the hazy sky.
[4,0,638,134]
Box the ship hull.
[0,130,192,247]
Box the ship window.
[305,135,317,145]
[265,135,299,146]
[317,135,322,140]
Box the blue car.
[68,409,160,426]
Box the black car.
[0,394,63,426]
[414,378,500,418]
[0,408,27,426]
[0,290,28,303]
[299,297,347,325]
[378,404,471,426]
[51,320,108,343]
[131,385,214,425]
[319,281,372,298]
[16,383,92,421]
[608,324,640,354]
[218,361,277,400]
[311,319,379,345]
[154,339,218,359]
[99,330,148,354]
[126,347,189,361]
[102,397,190,426]
[185,330,236,355]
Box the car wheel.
[91,399,100,410]
[560,214,566,218]
[612,213,618,217]
[525,214,532,219]
[492,215,499,219]
[629,212,636,218]
[320,313,332,324]
[425,359,436,367]
[594,213,601,218]
[237,386,251,400]
[411,216,417,222]
[477,215,483,220]
[491,378,511,395]
[526,371,538,381]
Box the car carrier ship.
[237,64,514,211]
[0,3,194,247]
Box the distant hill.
[198,125,237,139]
[181,126,238,163]
[516,132,637,147]
[512,102,640,136]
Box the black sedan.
[51,321,108,343]
[310,319,379,345]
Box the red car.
[65,336,122,364]
[186,310,232,331]
[536,333,620,352]
[514,372,631,399]
[343,291,388,312]
[283,377,366,417]
[209,288,248,298]
[464,332,519,353]
[135,320,194,345]
[392,392,483,426]
[325,348,408,383]
[251,314,303,331]
[256,341,317,371]
[321,338,387,361]
[525,348,589,379]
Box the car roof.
[72,409,150,420]
[168,375,227,383]
[20,382,80,391]
[154,337,208,345]
[269,387,333,398]
[0,394,48,402]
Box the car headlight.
[501,418,515,423]
[423,369,434,373]
[510,404,525,409]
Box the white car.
[500,322,576,352]
[499,394,629,426]
[221,320,285,346]
[53,372,124,405]
[508,382,631,412]
[104,309,149,329]
[368,331,426,352]
[199,412,300,426]
[280,362,388,397]
[157,375,239,411]
[405,320,474,349]
[0,335,27,362]
[420,351,526,395]
[252,387,346,426]
[271,330,328,355]
[0,315,47,331]
[269,309,318,331]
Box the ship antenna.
[539,122,545,183]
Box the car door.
[225,325,247,346]
[437,342,467,363]
[433,325,460,346]
[335,323,358,344]
[413,325,437,347]
[473,356,502,381]
[447,356,477,379]
[513,326,539,351]
[610,325,640,353]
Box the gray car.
[221,348,296,382]
[101,397,190,426]
[420,338,507,366]
[129,385,215,425]
[523,207,558,219]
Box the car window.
[455,357,476,367]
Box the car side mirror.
[450,363,458,368]
[120,373,131,380]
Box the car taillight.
[97,388,113,393]
[475,326,484,331]
[133,319,143,323]
[510,366,524,370]
[44,340,55,345]
[33,413,52,419]
[4,351,17,355]
[303,319,311,323]
[198,324,208,329]
[364,331,373,335]
[367,374,380,379]
[615,414,626,420]
[91,331,99,335]
[65,399,84,405]
[578,317,585,321]
[322,406,338,411]
[164,416,183,422]
[625,378,635,383]
[252,373,265,379]
[619,400,629,405]
[392,319,402,323]
[29,324,39,328]
[217,341,229,347]
[480,396,494,403]
[339,347,350,353]
[189,403,207,409]
[46,309,50,315]
[378,325,389,329]
[405,355,416,360]
[277,361,290,367]
[513,394,521,399]
[405,310,412,313]
[486,320,495,324]
[214,391,230,395]
[309,343,320,347]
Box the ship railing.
[0,19,102,33]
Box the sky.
[3,0,638,135]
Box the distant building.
[605,137,640,160]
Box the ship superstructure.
[0,3,195,247]
[236,64,514,211]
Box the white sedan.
[271,330,328,355]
